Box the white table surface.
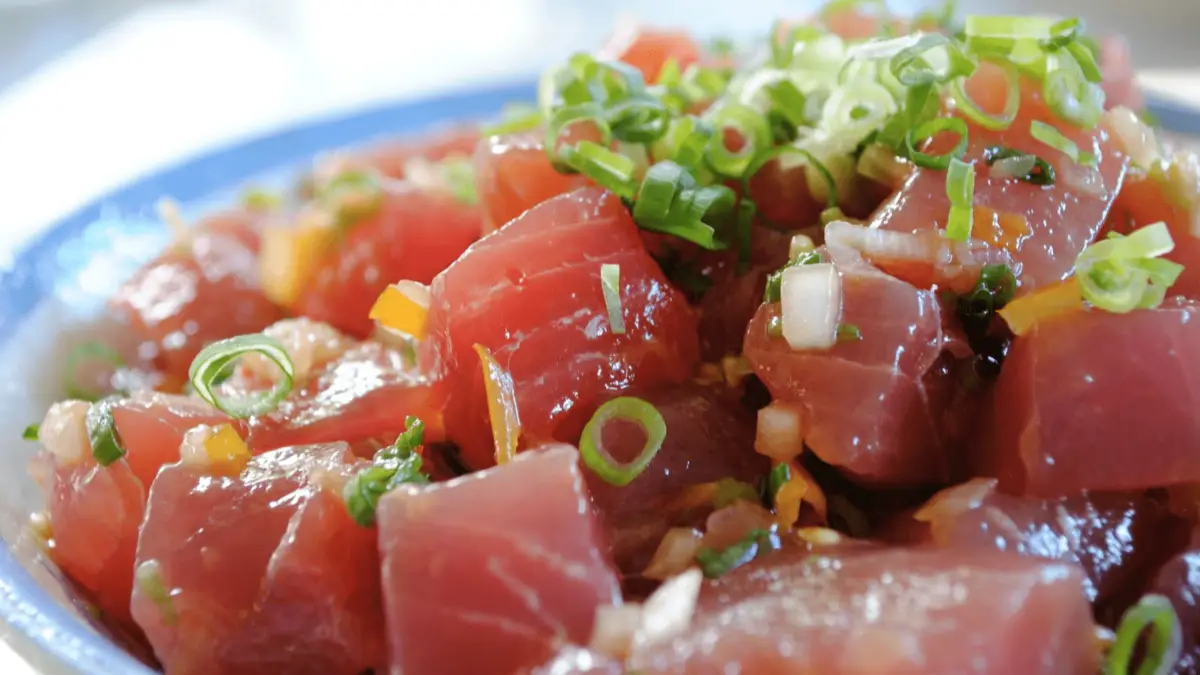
[2,1,1200,672]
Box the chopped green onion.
[86,398,125,467]
[713,478,761,509]
[984,146,1056,185]
[889,33,975,86]
[1106,594,1182,675]
[1065,41,1102,84]
[1076,222,1184,314]
[318,169,384,230]
[945,157,976,241]
[1030,120,1097,166]
[951,59,1020,131]
[607,95,673,144]
[766,463,791,501]
[482,102,544,136]
[22,423,39,442]
[764,79,809,128]
[745,146,840,214]
[579,397,667,487]
[1043,56,1105,129]
[64,342,125,402]
[764,251,822,304]
[241,187,282,211]
[706,103,773,178]
[695,528,780,579]
[964,15,1056,41]
[343,416,429,527]
[905,116,969,170]
[956,263,1016,351]
[188,334,295,419]
[652,116,713,169]
[556,141,638,199]
[134,560,178,627]
[600,264,625,335]
[836,324,863,342]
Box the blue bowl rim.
[0,83,1197,674]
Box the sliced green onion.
[1043,56,1105,129]
[764,251,822,303]
[889,33,975,86]
[766,462,792,501]
[945,158,976,241]
[343,416,429,527]
[764,79,809,128]
[964,15,1056,41]
[706,103,773,178]
[556,141,638,199]
[134,560,178,627]
[951,60,1020,131]
[695,528,780,579]
[64,342,125,402]
[545,103,612,165]
[86,398,126,467]
[188,334,295,419]
[905,116,969,170]
[1030,120,1097,166]
[607,95,672,144]
[633,161,687,223]
[837,324,863,342]
[482,102,543,136]
[1106,594,1182,675]
[600,263,625,335]
[318,169,384,230]
[713,478,760,509]
[984,146,1056,185]
[1066,41,1102,84]
[956,263,1017,347]
[579,396,667,487]
[1076,222,1184,314]
[652,116,713,168]
[22,423,39,442]
[440,156,478,206]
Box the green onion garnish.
[579,396,667,487]
[134,560,178,627]
[695,528,780,579]
[1076,222,1184,314]
[1042,56,1105,129]
[188,334,294,419]
[706,103,773,179]
[951,59,1020,131]
[957,263,1017,337]
[766,463,791,502]
[86,398,125,467]
[712,478,761,509]
[905,116,969,170]
[945,157,976,241]
[1106,594,1182,675]
[765,250,822,303]
[1029,120,1097,165]
[632,162,733,250]
[22,424,39,442]
[556,141,638,199]
[318,169,384,230]
[343,416,430,527]
[607,95,673,144]
[440,156,479,206]
[64,342,125,402]
[837,324,864,342]
[889,33,975,87]
[652,115,714,169]
[600,263,625,335]
[983,146,1056,185]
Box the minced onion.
[580,396,667,486]
[188,334,295,418]
[755,402,805,461]
[643,528,705,580]
[780,262,843,350]
[633,568,704,650]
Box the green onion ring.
[556,141,638,199]
[579,396,667,487]
[951,60,1021,131]
[544,103,613,169]
[188,334,294,418]
[1106,594,1182,675]
[705,103,773,179]
[86,397,126,467]
[905,116,969,170]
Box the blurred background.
[1,0,1200,257]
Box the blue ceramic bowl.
[0,83,1194,674]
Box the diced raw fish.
[978,301,1200,496]
[694,227,790,360]
[744,245,972,486]
[1146,527,1200,673]
[131,443,384,675]
[297,184,483,337]
[475,131,592,232]
[377,444,621,675]
[908,478,1184,614]
[247,341,444,455]
[111,212,284,381]
[871,65,1128,292]
[1100,35,1144,112]
[420,188,699,469]
[585,383,769,574]
[34,395,227,626]
[631,546,1099,675]
[597,27,702,82]
[340,126,480,180]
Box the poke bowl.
[2,4,1200,674]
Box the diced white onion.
[780,263,843,350]
[1103,106,1161,171]
[588,603,643,659]
[755,402,805,461]
[989,154,1037,180]
[643,528,705,581]
[39,401,91,466]
[1059,161,1107,198]
[856,143,912,189]
[789,233,816,258]
[178,425,217,468]
[632,568,704,652]
[1163,151,1200,239]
